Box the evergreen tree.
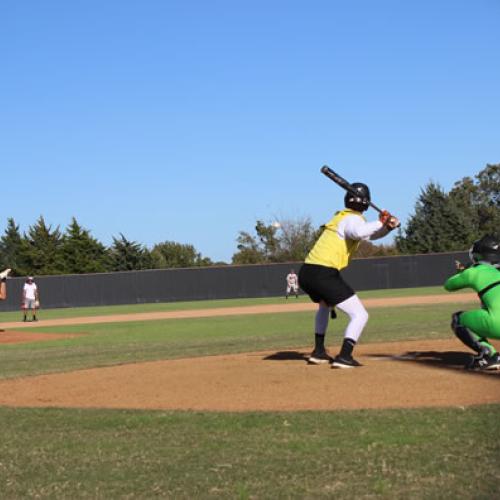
[24,216,65,275]
[397,182,476,253]
[108,233,153,271]
[398,164,500,254]
[151,241,212,268]
[0,218,30,275]
[62,218,109,274]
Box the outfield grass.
[0,405,498,498]
[1,288,498,499]
[0,285,447,322]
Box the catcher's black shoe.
[466,352,500,371]
[331,355,362,369]
[308,350,333,365]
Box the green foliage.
[396,183,474,253]
[450,163,500,239]
[233,216,398,264]
[108,233,153,271]
[0,217,214,276]
[24,216,66,275]
[397,164,499,253]
[0,218,30,275]
[61,218,109,274]
[151,241,212,268]
[232,217,320,264]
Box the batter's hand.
[455,260,466,271]
[379,210,391,225]
[386,215,400,230]
[380,210,399,230]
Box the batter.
[299,181,399,368]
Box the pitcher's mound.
[0,339,498,411]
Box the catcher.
[445,235,500,370]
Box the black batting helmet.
[344,183,371,212]
[469,235,500,266]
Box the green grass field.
[0,285,446,323]
[0,287,498,498]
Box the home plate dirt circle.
[0,338,498,412]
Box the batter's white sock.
[336,295,369,342]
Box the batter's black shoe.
[331,355,362,369]
[466,352,500,371]
[308,350,333,365]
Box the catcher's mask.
[344,182,371,212]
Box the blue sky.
[1,0,499,262]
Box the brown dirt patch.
[0,339,498,412]
[0,330,80,344]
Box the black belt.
[478,280,500,300]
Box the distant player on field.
[22,276,40,322]
[445,235,500,371]
[285,269,299,299]
[299,182,399,368]
[0,268,11,300]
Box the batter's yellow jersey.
[305,209,365,270]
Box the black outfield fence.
[0,251,467,312]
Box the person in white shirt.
[285,269,299,299]
[0,268,11,300]
[22,276,40,322]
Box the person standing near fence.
[0,269,11,300]
[22,276,40,322]
[285,269,299,299]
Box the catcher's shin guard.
[451,312,489,355]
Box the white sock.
[336,295,369,342]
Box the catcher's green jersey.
[444,263,500,338]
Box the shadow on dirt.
[367,350,500,378]
[263,351,309,362]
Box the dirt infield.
[0,338,498,411]
[0,291,497,412]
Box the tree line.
[1,164,497,276]
[0,217,214,276]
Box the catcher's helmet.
[469,235,500,266]
[344,183,371,212]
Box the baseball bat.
[320,165,383,213]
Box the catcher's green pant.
[445,263,500,355]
